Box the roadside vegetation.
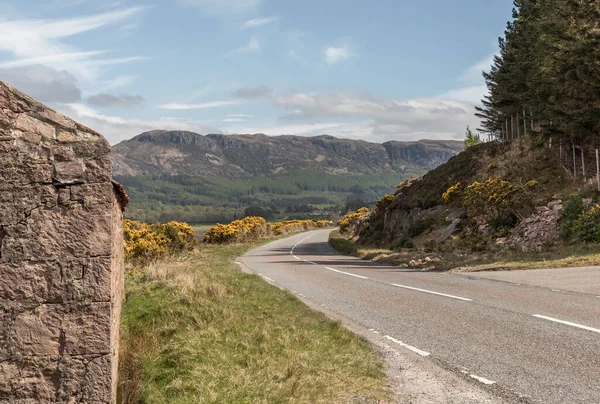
[329,230,600,272]
[203,217,332,244]
[119,220,389,403]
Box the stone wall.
[0,82,125,403]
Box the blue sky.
[0,0,513,144]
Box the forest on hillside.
[477,0,600,149]
[116,170,404,223]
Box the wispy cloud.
[228,114,255,118]
[0,6,147,80]
[323,44,352,65]
[87,92,144,107]
[179,0,261,15]
[58,103,222,144]
[229,36,261,55]
[158,101,242,110]
[240,16,278,30]
[458,53,496,84]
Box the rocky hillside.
[112,131,463,177]
[353,138,578,254]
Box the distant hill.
[111,131,464,223]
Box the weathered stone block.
[15,114,55,140]
[71,183,114,207]
[53,161,85,184]
[85,157,112,183]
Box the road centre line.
[325,266,369,279]
[533,314,600,334]
[384,335,430,357]
[391,283,473,302]
[292,237,474,302]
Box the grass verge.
[329,230,600,272]
[119,238,391,404]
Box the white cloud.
[58,103,222,144]
[0,6,147,80]
[0,64,81,103]
[179,0,260,15]
[240,16,278,30]
[228,114,254,118]
[158,101,242,110]
[440,85,488,104]
[270,91,479,141]
[87,92,144,107]
[222,118,247,122]
[229,36,261,55]
[323,45,351,65]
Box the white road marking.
[303,260,316,265]
[325,266,369,279]
[533,315,600,334]
[293,255,301,260]
[384,335,430,357]
[470,374,496,385]
[391,283,472,302]
[260,274,275,283]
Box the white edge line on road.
[470,374,496,385]
[533,314,600,334]
[384,335,430,357]
[391,283,472,302]
[325,266,369,279]
[303,260,316,265]
[260,274,274,283]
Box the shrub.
[204,217,333,244]
[337,207,369,234]
[560,195,585,241]
[391,237,414,250]
[442,182,462,205]
[463,178,536,225]
[124,220,196,268]
[374,195,394,213]
[573,205,600,242]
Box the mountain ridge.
[112,130,464,178]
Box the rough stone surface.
[0,81,124,403]
[507,200,563,252]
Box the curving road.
[239,229,600,404]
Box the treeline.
[477,0,600,146]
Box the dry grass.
[119,239,391,404]
[329,230,600,272]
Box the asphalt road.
[239,229,600,404]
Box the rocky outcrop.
[0,82,125,403]
[111,130,464,177]
[506,200,563,252]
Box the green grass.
[119,239,391,404]
[329,230,600,272]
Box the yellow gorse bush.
[337,207,369,234]
[442,178,537,224]
[204,217,334,244]
[124,220,196,267]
